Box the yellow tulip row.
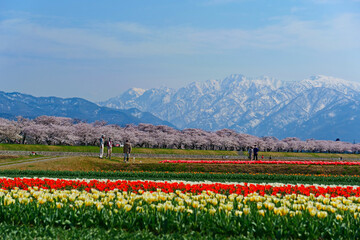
[1,187,360,221]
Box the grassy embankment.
[0,143,237,156]
[0,155,48,165]
[1,143,360,176]
[1,143,359,158]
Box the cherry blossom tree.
[1,115,360,153]
[261,136,279,152]
[22,122,50,144]
[0,118,22,143]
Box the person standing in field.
[123,140,132,163]
[99,135,105,159]
[248,146,253,160]
[253,145,259,160]
[106,137,113,159]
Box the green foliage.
[0,222,212,240]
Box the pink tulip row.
[159,160,360,166]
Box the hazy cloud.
[1,13,359,60]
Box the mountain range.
[2,74,359,142]
[0,91,174,127]
[100,75,360,142]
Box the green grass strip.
[2,143,360,159]
[0,143,237,156]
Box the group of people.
[248,145,259,160]
[99,135,132,163]
[100,137,263,162]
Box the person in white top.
[99,135,105,159]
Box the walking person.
[106,137,113,159]
[123,140,132,163]
[253,145,259,160]
[248,146,253,160]
[99,135,105,159]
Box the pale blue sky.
[0,0,359,101]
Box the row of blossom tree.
[0,116,359,153]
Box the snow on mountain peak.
[303,75,360,92]
[228,74,245,80]
[127,87,146,97]
[99,74,360,141]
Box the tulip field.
[1,153,360,239]
[1,175,360,239]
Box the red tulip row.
[159,159,360,166]
[1,177,360,197]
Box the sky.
[0,0,359,102]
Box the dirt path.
[0,156,70,168]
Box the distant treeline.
[0,116,359,153]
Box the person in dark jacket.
[123,140,132,163]
[253,145,259,160]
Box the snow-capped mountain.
[100,74,360,141]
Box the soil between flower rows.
[89,158,360,176]
[1,155,360,176]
